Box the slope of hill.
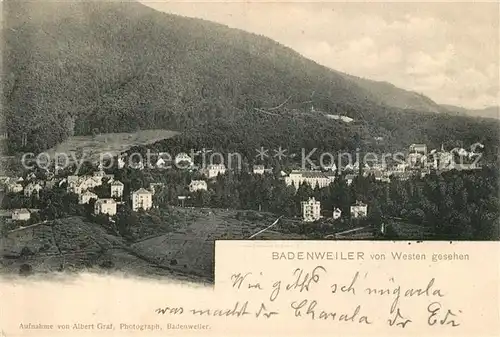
[3,0,476,155]
[441,105,499,119]
[341,73,449,113]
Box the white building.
[7,182,23,193]
[24,182,42,197]
[301,197,321,222]
[189,180,208,192]
[430,146,455,170]
[333,208,342,220]
[155,157,168,169]
[344,174,356,186]
[175,153,194,167]
[350,201,368,219]
[67,176,103,195]
[93,170,114,181]
[409,144,427,154]
[94,198,117,216]
[252,165,265,175]
[117,157,126,169]
[131,188,153,211]
[79,191,98,205]
[110,180,124,198]
[12,208,31,221]
[130,160,144,170]
[202,164,226,178]
[285,170,335,190]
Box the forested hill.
[2,1,497,155]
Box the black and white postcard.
[1,1,499,336]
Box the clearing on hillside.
[45,129,179,163]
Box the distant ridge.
[441,105,500,119]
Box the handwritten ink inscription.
[155,265,463,329]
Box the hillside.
[3,0,479,155]
[441,105,499,119]
[341,73,448,113]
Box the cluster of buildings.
[284,170,336,190]
[0,208,40,222]
[301,197,368,222]
[0,166,154,220]
[282,143,483,190]
[117,152,196,170]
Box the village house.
[408,153,427,167]
[130,160,145,170]
[67,175,103,195]
[344,174,356,186]
[110,180,124,198]
[201,164,226,178]
[301,197,321,222]
[189,180,208,192]
[131,188,153,211]
[155,157,168,169]
[94,198,117,216]
[333,207,342,220]
[24,182,42,197]
[350,201,368,218]
[79,191,98,204]
[430,146,455,170]
[117,156,126,169]
[285,170,335,189]
[11,208,31,221]
[6,182,23,193]
[252,165,265,175]
[409,144,427,154]
[93,169,114,181]
[408,144,428,168]
[175,153,194,167]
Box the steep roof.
[133,188,152,195]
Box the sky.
[141,1,499,109]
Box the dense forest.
[4,0,497,156]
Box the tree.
[19,264,33,276]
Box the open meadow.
[44,129,179,163]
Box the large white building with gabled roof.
[110,180,124,198]
[131,188,153,211]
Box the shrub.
[19,264,33,276]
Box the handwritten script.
[155,266,463,328]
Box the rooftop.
[95,198,116,204]
[133,188,152,195]
[13,208,31,214]
[290,170,334,178]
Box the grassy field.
[131,208,306,280]
[45,129,179,163]
[0,208,304,282]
